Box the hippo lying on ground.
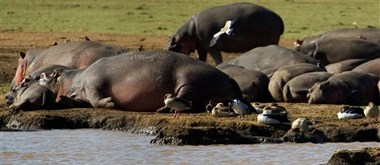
[268,63,325,102]
[6,40,124,105]
[216,64,272,102]
[294,28,380,51]
[38,50,249,112]
[352,58,380,78]
[168,2,284,64]
[325,59,368,74]
[307,71,379,105]
[222,45,320,77]
[300,37,380,65]
[283,72,332,103]
[9,83,57,112]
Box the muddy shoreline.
[1,103,379,145]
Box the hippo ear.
[52,70,60,78]
[40,72,46,79]
[19,52,26,59]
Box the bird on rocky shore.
[257,106,290,125]
[164,94,192,119]
[211,103,238,117]
[229,99,253,119]
[337,106,365,120]
[270,103,288,115]
[252,102,266,114]
[291,118,313,132]
[364,102,379,123]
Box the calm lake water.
[1,129,379,164]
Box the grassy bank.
[1,0,379,39]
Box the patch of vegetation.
[1,0,378,39]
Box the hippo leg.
[208,48,223,64]
[84,88,116,109]
[175,86,204,112]
[93,97,115,109]
[196,48,208,62]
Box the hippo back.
[352,58,380,78]
[224,45,319,77]
[27,41,123,74]
[73,50,243,111]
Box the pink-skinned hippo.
[6,40,124,105]
[216,64,272,102]
[307,71,379,105]
[168,2,284,64]
[325,59,368,74]
[222,45,320,77]
[352,58,380,78]
[268,63,325,102]
[39,50,250,112]
[283,72,332,103]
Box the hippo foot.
[157,106,172,113]
[95,97,116,109]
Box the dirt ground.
[0,30,379,145]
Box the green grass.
[0,0,379,39]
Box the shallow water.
[1,129,379,164]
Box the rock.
[327,147,380,165]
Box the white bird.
[257,106,290,125]
[364,102,379,123]
[164,94,192,119]
[209,20,236,47]
[337,106,364,120]
[229,99,252,119]
[291,118,313,131]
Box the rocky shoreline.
[1,103,379,145]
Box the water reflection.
[1,129,379,164]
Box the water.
[1,129,379,164]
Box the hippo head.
[167,34,196,55]
[9,83,56,112]
[307,81,346,104]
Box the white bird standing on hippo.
[35,50,252,112]
[167,2,284,64]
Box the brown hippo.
[6,41,124,105]
[168,2,284,64]
[325,59,368,74]
[307,71,379,105]
[283,72,332,103]
[40,50,250,112]
[223,45,320,77]
[268,63,325,102]
[9,83,57,112]
[352,58,380,78]
[216,64,272,102]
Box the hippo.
[295,37,380,66]
[39,50,249,112]
[352,58,380,78]
[216,64,271,102]
[294,28,380,51]
[268,63,325,102]
[9,83,57,112]
[6,40,124,105]
[307,71,379,105]
[222,45,320,77]
[325,59,368,74]
[168,2,284,64]
[282,72,332,103]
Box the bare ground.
[0,30,379,146]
